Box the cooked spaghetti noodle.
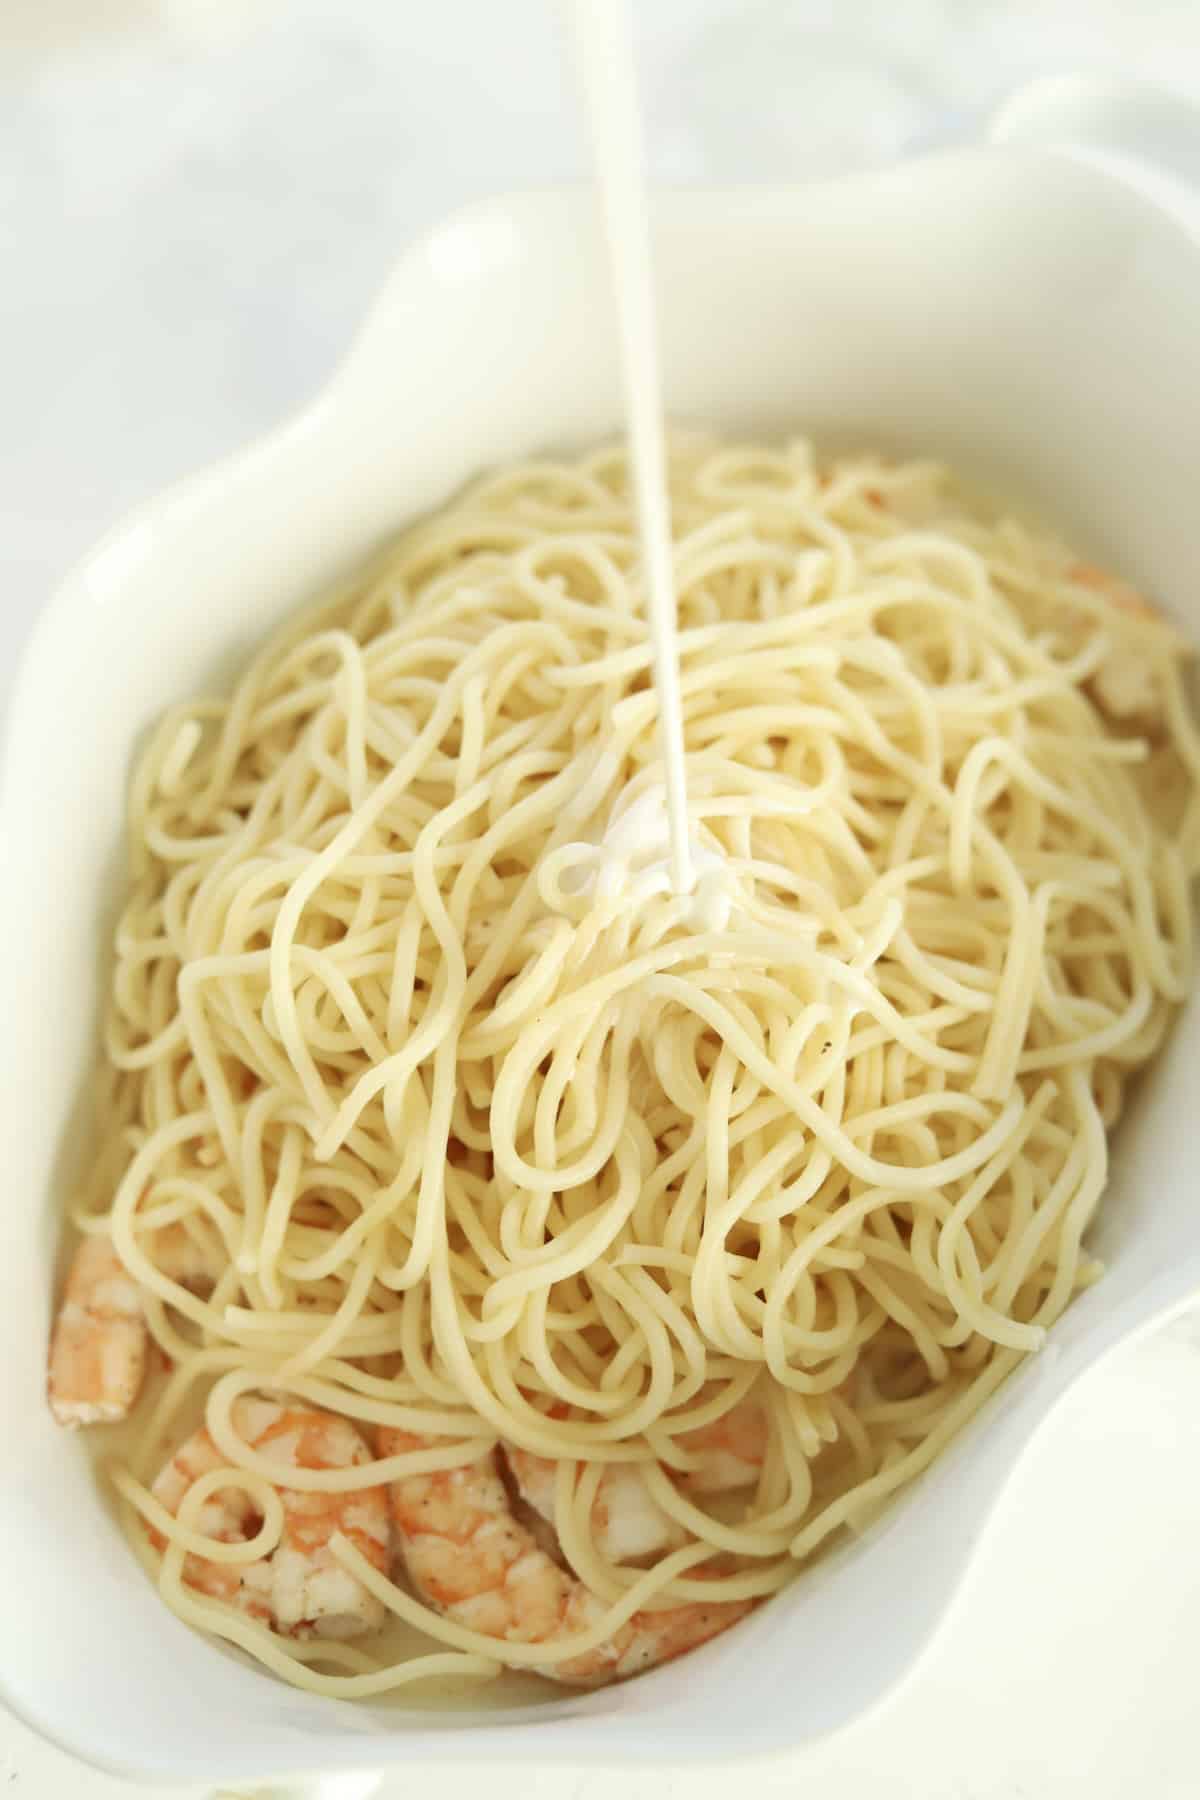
[55,438,1200,1694]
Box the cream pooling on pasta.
[79,437,1199,1691]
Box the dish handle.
[990,74,1200,227]
[214,1773,383,1800]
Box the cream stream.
[567,0,700,903]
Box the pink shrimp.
[506,1399,769,1563]
[675,1398,770,1496]
[150,1397,390,1640]
[1067,561,1165,722]
[48,1236,146,1428]
[381,1428,752,1685]
[48,1226,215,1428]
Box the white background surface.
[5,3,1200,1795]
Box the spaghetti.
[52,437,1200,1693]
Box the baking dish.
[2,75,1199,1798]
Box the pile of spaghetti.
[59,438,1200,1694]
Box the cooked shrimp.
[48,1236,145,1427]
[674,1398,769,1496]
[505,1452,686,1563]
[151,1397,389,1640]
[382,1428,752,1684]
[1067,562,1164,722]
[506,1399,768,1563]
[48,1225,216,1428]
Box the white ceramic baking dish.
[3,76,1199,1800]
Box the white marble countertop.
[5,3,1200,1795]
